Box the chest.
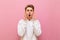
[25,21,34,32]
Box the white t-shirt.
[17,19,42,40]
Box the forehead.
[26,7,33,10]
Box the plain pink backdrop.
[0,0,60,40]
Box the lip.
[29,14,30,16]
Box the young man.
[17,4,42,40]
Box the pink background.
[0,0,60,40]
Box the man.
[17,4,42,40]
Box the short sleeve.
[33,20,42,36]
[17,19,25,37]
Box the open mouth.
[29,14,30,16]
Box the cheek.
[26,12,29,15]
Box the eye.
[27,10,29,11]
[30,10,33,12]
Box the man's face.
[25,7,34,20]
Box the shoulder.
[33,19,41,27]
[18,19,25,24]
[33,19,41,25]
[34,19,40,23]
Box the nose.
[28,11,31,16]
[29,12,31,14]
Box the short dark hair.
[25,4,34,11]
